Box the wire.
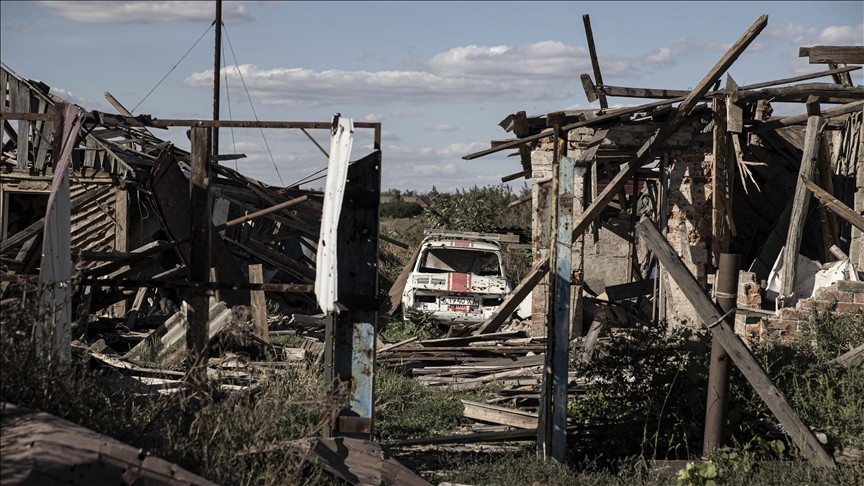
[222,25,285,186]
[131,22,215,114]
[220,35,239,171]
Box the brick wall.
[737,279,864,342]
[663,150,713,326]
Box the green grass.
[3,295,863,485]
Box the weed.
[374,368,468,440]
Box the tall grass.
[1,298,337,485]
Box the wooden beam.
[187,125,211,386]
[462,400,538,429]
[802,176,864,233]
[636,218,835,469]
[780,110,825,307]
[582,14,608,109]
[603,278,656,301]
[249,264,269,344]
[753,100,864,132]
[583,66,861,101]
[799,46,864,65]
[475,257,549,335]
[732,83,864,104]
[571,14,768,241]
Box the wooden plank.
[475,257,549,335]
[604,278,657,301]
[580,73,598,102]
[754,100,864,132]
[461,399,538,429]
[733,83,864,103]
[1,186,112,254]
[800,46,864,65]
[589,66,861,101]
[420,331,525,347]
[249,264,269,343]
[780,110,825,307]
[636,218,835,469]
[801,176,864,232]
[725,75,744,133]
[13,79,31,169]
[582,14,608,109]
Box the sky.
[1,1,862,193]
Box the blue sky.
[2,1,862,192]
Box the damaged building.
[468,40,864,343]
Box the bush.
[568,322,712,461]
[380,200,424,219]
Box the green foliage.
[424,184,531,233]
[568,322,712,460]
[797,306,864,361]
[374,368,467,440]
[378,316,445,343]
[725,309,864,452]
[380,199,424,219]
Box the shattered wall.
[662,150,714,326]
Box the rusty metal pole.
[702,252,740,457]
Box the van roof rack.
[423,230,512,243]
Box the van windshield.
[418,249,501,276]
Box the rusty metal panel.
[325,150,381,439]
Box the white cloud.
[49,87,105,110]
[767,23,816,44]
[425,125,459,132]
[39,1,252,24]
[362,113,385,122]
[391,110,424,118]
[414,163,458,176]
[426,41,592,79]
[185,63,577,108]
[818,24,864,45]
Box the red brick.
[836,281,864,294]
[766,319,798,331]
[835,303,864,314]
[780,330,803,340]
[855,293,864,304]
[815,289,852,303]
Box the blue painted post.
[552,155,574,462]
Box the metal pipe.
[703,252,740,457]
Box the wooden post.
[779,97,825,308]
[37,102,79,371]
[637,218,835,469]
[538,116,571,462]
[187,125,212,387]
[249,263,269,343]
[703,253,740,457]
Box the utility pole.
[212,0,222,160]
